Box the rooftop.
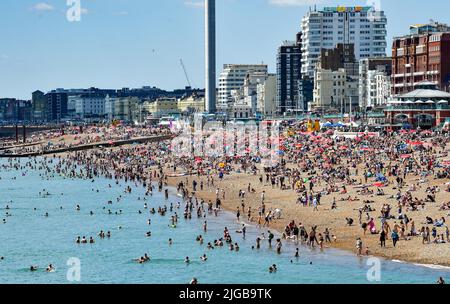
[399,89,450,99]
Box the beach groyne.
[0,135,173,158]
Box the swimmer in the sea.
[46,264,55,272]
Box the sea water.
[0,158,449,284]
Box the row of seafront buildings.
[216,6,450,128]
[0,86,206,124]
[2,5,450,129]
[216,6,390,117]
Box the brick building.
[392,25,450,95]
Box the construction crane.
[180,59,193,88]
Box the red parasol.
[373,182,386,188]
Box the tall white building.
[217,64,268,111]
[359,57,392,108]
[228,71,269,119]
[257,74,277,117]
[301,6,387,78]
[73,95,106,120]
[313,68,347,109]
[313,67,359,112]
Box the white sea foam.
[391,260,404,263]
[413,263,450,271]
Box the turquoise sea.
[0,158,449,284]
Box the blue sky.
[1,0,449,99]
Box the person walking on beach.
[391,230,399,247]
[318,233,324,250]
[356,238,363,256]
[313,197,319,211]
[308,228,317,248]
[324,228,331,243]
[380,230,386,247]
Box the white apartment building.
[257,74,277,117]
[374,73,391,106]
[228,72,269,119]
[73,95,106,119]
[313,67,360,112]
[359,58,392,108]
[313,68,346,109]
[218,64,268,111]
[301,6,387,78]
[105,95,116,122]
